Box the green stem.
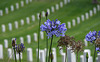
[37,16,41,62]
[48,35,53,62]
[13,47,17,62]
[86,57,88,62]
[93,43,96,62]
[65,47,67,62]
[46,36,48,62]
[76,51,78,62]
[19,52,21,62]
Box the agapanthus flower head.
[57,35,75,47]
[40,19,67,38]
[15,43,25,53]
[96,47,100,53]
[12,38,16,47]
[72,41,84,53]
[85,31,97,43]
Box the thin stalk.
[19,52,21,62]
[86,57,88,62]
[46,36,48,62]
[93,43,96,62]
[76,51,78,62]
[37,15,41,62]
[65,47,67,62]
[48,35,53,62]
[13,47,17,62]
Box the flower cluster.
[40,19,67,38]
[96,47,100,53]
[57,35,75,47]
[15,43,25,53]
[85,31,97,43]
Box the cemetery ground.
[0,0,100,62]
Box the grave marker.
[80,55,84,62]
[5,7,9,14]
[47,9,50,15]
[16,3,19,9]
[77,17,80,24]
[2,24,6,32]
[32,15,35,21]
[40,50,45,62]
[51,6,54,12]
[37,13,39,20]
[20,37,24,43]
[26,0,29,4]
[8,48,12,59]
[84,39,88,46]
[0,44,3,59]
[40,31,44,39]
[97,5,100,11]
[72,19,75,26]
[89,10,93,17]
[85,13,89,19]
[64,0,67,5]
[27,48,33,61]
[20,19,24,26]
[68,22,71,29]
[52,48,57,62]
[60,2,63,8]
[4,39,8,48]
[0,10,3,16]
[21,1,24,7]
[15,21,18,29]
[81,15,84,21]
[34,33,37,42]
[8,23,12,31]
[11,5,14,11]
[56,4,59,10]
[61,53,66,62]
[27,35,31,44]
[26,17,30,24]
[93,7,96,14]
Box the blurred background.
[0,0,100,62]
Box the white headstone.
[60,2,63,8]
[16,53,22,60]
[84,49,91,62]
[85,13,89,19]
[80,55,84,62]
[29,0,32,2]
[42,11,45,17]
[52,48,57,62]
[2,24,6,32]
[5,7,9,14]
[37,13,39,20]
[27,35,31,44]
[26,17,30,24]
[47,9,50,15]
[84,39,88,46]
[26,0,29,4]
[71,52,76,62]
[93,7,97,14]
[68,0,70,3]
[89,10,93,17]
[8,23,12,31]
[51,6,54,13]
[4,39,8,48]
[34,33,37,42]
[0,44,3,59]
[44,48,47,57]
[36,49,40,58]
[0,10,3,16]
[40,31,44,39]
[20,37,24,43]
[97,5,100,11]
[21,1,24,7]
[88,56,93,62]
[15,21,18,29]
[56,4,59,10]
[67,47,71,62]
[68,22,71,29]
[27,48,33,61]
[64,0,67,5]
[81,15,84,21]
[16,3,19,9]
[77,17,80,24]
[32,15,35,21]
[98,53,100,62]
[11,5,14,11]
[40,50,45,62]
[8,48,12,59]
[59,47,63,54]
[96,57,98,62]
[72,19,75,26]
[61,53,66,62]
[20,19,24,26]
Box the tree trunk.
[92,0,98,4]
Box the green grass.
[0,0,100,62]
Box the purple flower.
[15,43,25,53]
[40,19,67,38]
[96,47,100,53]
[85,31,97,43]
[98,31,100,37]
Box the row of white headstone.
[0,0,33,16]
[67,5,100,29]
[1,0,68,32]
[3,32,44,48]
[36,48,57,62]
[1,15,35,32]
